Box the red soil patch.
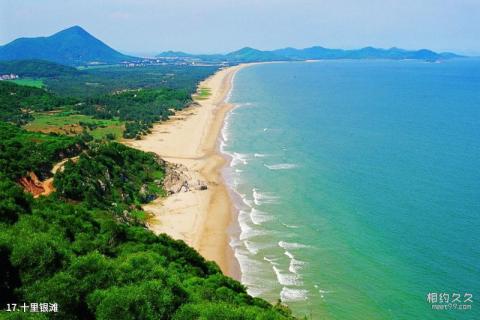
[19,172,57,198]
[18,172,46,197]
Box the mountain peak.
[228,47,260,55]
[0,26,134,66]
[157,50,192,57]
[52,25,92,38]
[64,25,87,32]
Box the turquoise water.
[222,60,480,319]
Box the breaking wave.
[252,188,279,206]
[280,287,309,302]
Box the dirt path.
[25,156,80,198]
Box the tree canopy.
[0,122,294,319]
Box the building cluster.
[120,58,189,68]
[0,73,19,80]
[118,57,225,68]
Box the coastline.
[123,64,247,279]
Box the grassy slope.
[24,111,124,141]
[6,78,44,88]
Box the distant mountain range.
[0,25,464,67]
[158,46,462,62]
[156,47,287,63]
[0,26,135,66]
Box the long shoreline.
[124,64,248,278]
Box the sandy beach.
[124,64,246,278]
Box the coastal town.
[0,73,18,80]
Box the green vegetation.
[0,76,206,139]
[0,59,218,98]
[45,64,218,98]
[0,122,85,180]
[0,59,78,77]
[79,88,191,139]
[0,123,294,319]
[6,78,44,88]
[0,26,297,319]
[0,59,217,138]
[194,87,211,100]
[55,142,165,209]
[0,81,73,125]
[0,194,293,319]
[25,111,124,141]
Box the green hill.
[157,47,288,63]
[226,47,287,62]
[0,59,79,77]
[0,26,136,66]
[0,81,70,125]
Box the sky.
[1,0,479,56]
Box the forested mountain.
[271,46,461,60]
[225,47,286,62]
[0,24,460,67]
[157,45,462,63]
[156,48,286,63]
[0,26,135,66]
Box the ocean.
[221,60,480,319]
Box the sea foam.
[284,250,306,274]
[233,246,270,297]
[281,222,300,229]
[250,207,273,225]
[252,188,279,206]
[254,153,268,158]
[231,152,250,167]
[238,210,265,240]
[264,163,298,170]
[280,287,309,302]
[243,240,260,255]
[278,241,310,250]
[263,256,280,266]
[272,266,303,286]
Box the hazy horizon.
[1,0,479,56]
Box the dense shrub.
[54,142,165,208]
[0,122,85,180]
